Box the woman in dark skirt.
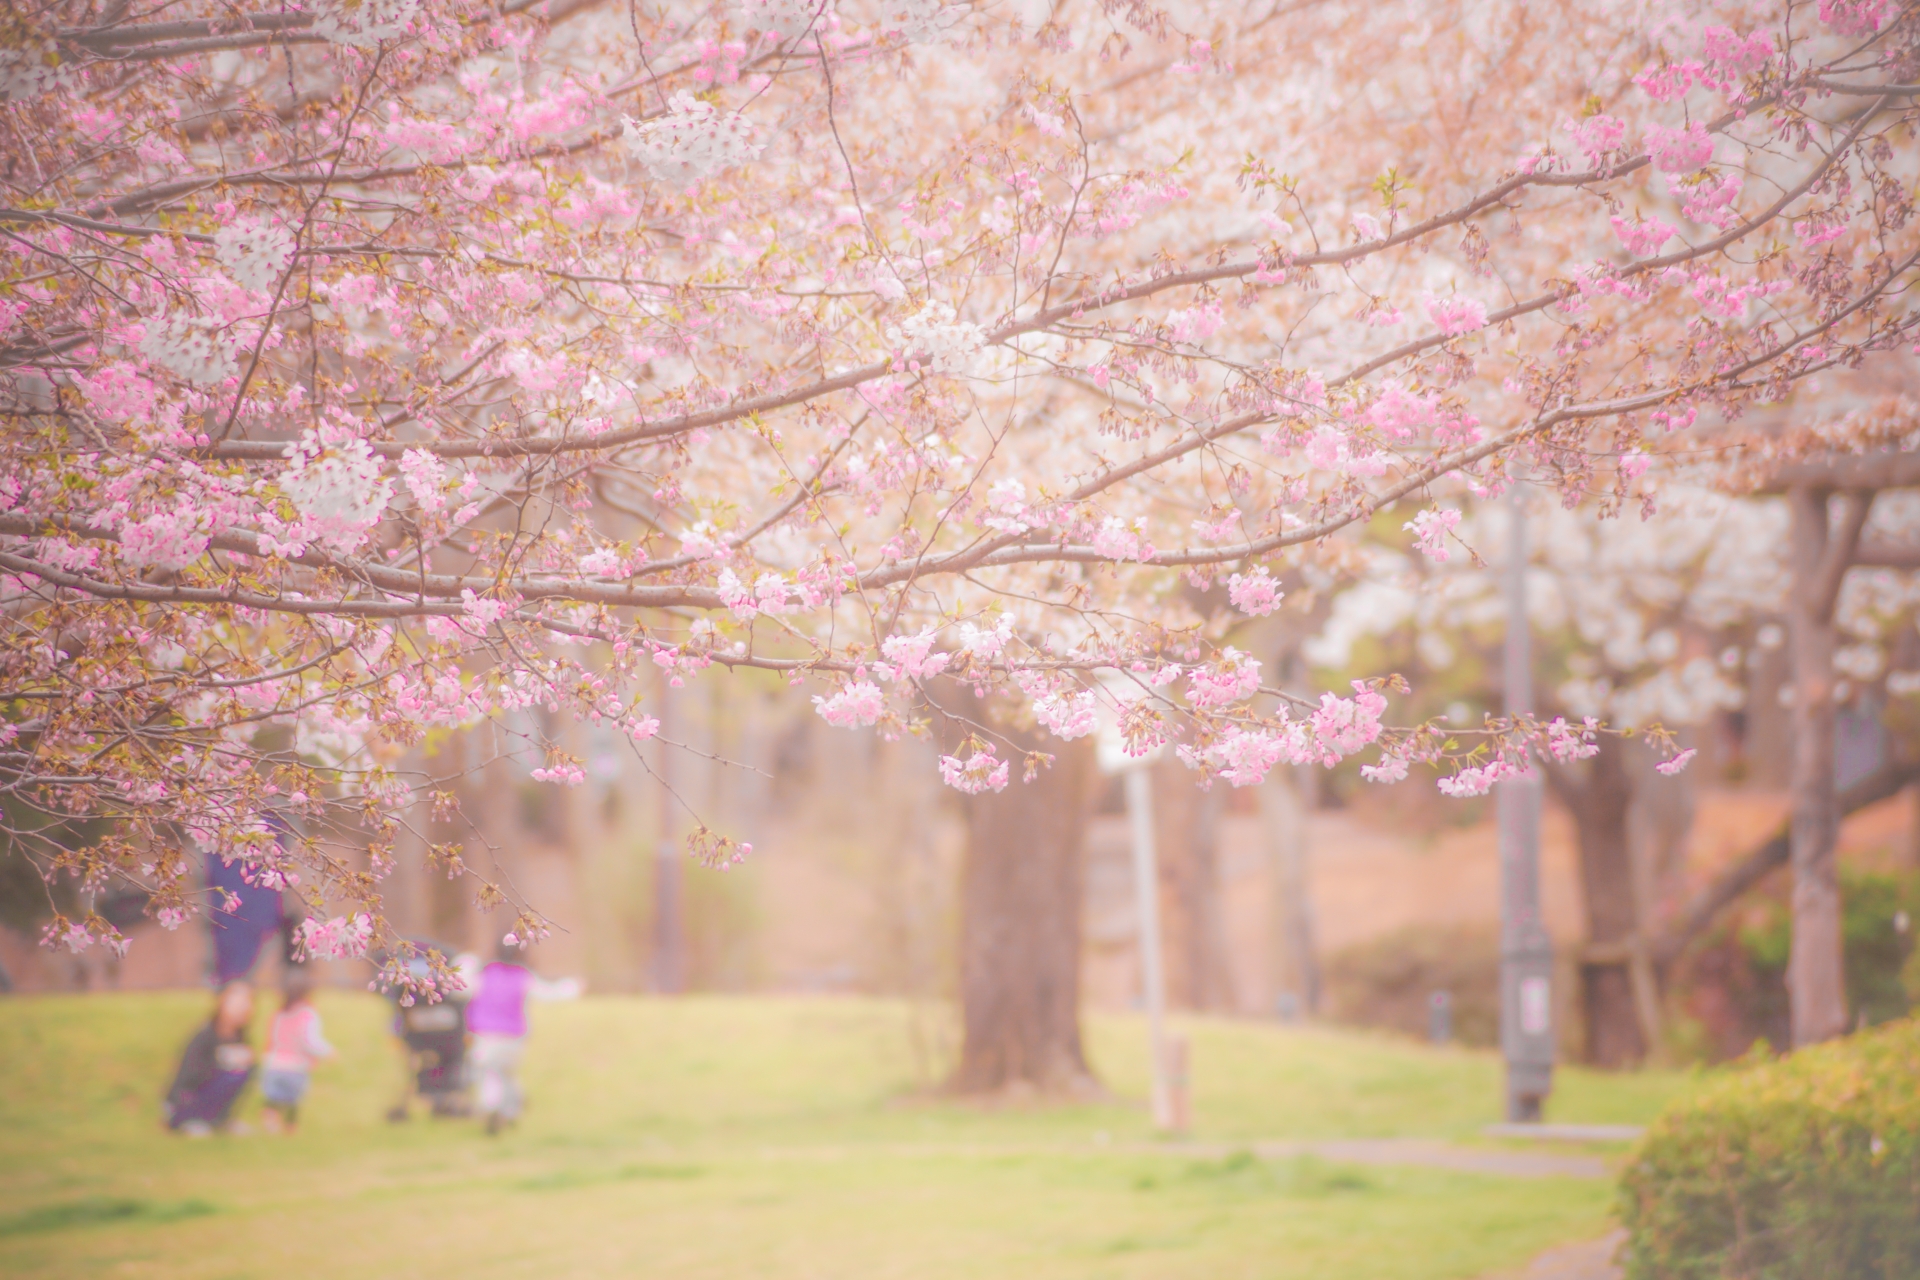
[163,982,256,1135]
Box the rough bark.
[949,728,1098,1094]
[1546,740,1645,1067]
[1784,487,1871,1047]
[1151,758,1236,1012]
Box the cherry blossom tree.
[1311,395,1920,1054]
[2,0,1917,1017]
[1305,485,1787,1062]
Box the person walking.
[260,971,334,1133]
[465,939,580,1135]
[163,982,257,1135]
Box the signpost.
[1499,483,1555,1122]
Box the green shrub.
[1735,869,1918,1028]
[1618,1018,1920,1279]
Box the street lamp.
[1096,724,1182,1133]
[1499,482,1554,1122]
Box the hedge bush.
[1619,1017,1920,1279]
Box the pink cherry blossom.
[939,744,1010,794]
[1700,26,1773,77]
[1187,650,1262,709]
[1794,217,1848,249]
[1368,384,1441,438]
[1166,301,1224,344]
[400,448,448,512]
[879,628,952,683]
[1196,726,1296,787]
[1089,517,1155,562]
[1544,716,1602,762]
[1436,757,1526,797]
[1227,566,1284,617]
[1818,0,1892,37]
[1564,114,1626,164]
[1404,507,1462,561]
[1034,690,1098,740]
[1424,293,1488,336]
[1644,122,1714,174]
[1636,61,1705,103]
[119,510,210,571]
[1655,748,1697,776]
[1309,683,1388,758]
[1682,172,1743,230]
[298,913,374,962]
[1361,752,1410,784]
[3,0,1912,964]
[1611,215,1676,257]
[814,681,885,728]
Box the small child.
[466,939,581,1135]
[260,971,333,1133]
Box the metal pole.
[1124,764,1173,1130]
[1499,483,1554,1122]
[653,677,684,994]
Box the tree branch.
[1651,761,1920,968]
[1814,490,1873,618]
[1852,541,1920,569]
[1757,450,1920,493]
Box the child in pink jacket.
[260,972,333,1133]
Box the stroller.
[378,940,473,1121]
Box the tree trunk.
[1152,758,1236,1011]
[1909,784,1920,874]
[1548,741,1645,1067]
[1261,763,1320,1017]
[949,729,1097,1094]
[1627,734,1697,916]
[1784,487,1870,1047]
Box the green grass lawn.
[0,992,1690,1280]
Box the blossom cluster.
[623,93,764,188]
[2,0,1912,966]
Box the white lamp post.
[1097,725,1178,1132]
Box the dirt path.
[758,1137,1612,1179]
[1484,1231,1624,1280]
[1163,1138,1609,1180]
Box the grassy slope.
[0,992,1688,1280]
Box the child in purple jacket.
[466,939,579,1135]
